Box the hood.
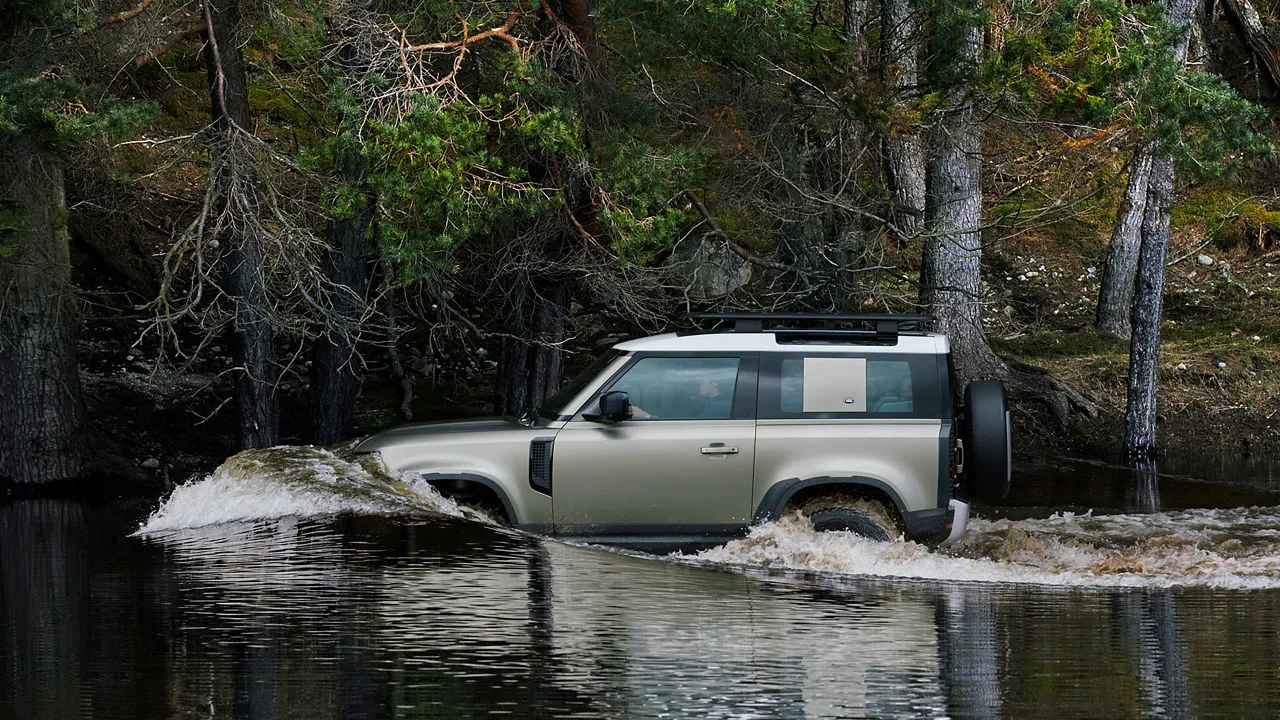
[352,417,535,453]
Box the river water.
[4,448,1280,719]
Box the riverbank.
[985,186,1279,482]
[10,190,1276,500]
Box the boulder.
[667,235,752,299]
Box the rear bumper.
[939,499,970,547]
[903,498,970,546]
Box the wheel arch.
[419,472,517,525]
[754,476,907,526]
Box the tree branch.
[684,191,790,272]
[403,12,523,52]
[133,22,204,68]
[98,0,154,27]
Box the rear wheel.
[799,497,900,541]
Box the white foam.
[676,508,1280,590]
[136,446,469,535]
[137,447,1280,590]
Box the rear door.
[552,354,758,537]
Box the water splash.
[676,508,1280,589]
[136,447,1280,589]
[135,446,470,535]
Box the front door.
[552,355,756,539]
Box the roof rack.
[688,312,933,341]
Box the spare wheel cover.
[963,380,1011,502]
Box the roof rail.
[688,312,933,340]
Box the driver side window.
[608,357,740,421]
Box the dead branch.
[685,191,790,272]
[403,12,523,52]
[98,0,154,27]
[134,22,204,68]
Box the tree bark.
[844,0,868,70]
[204,0,279,448]
[547,0,601,70]
[1124,151,1175,461]
[0,134,89,485]
[494,273,570,416]
[1221,0,1280,91]
[1095,146,1152,336]
[1123,0,1197,460]
[309,149,370,444]
[919,17,1006,381]
[882,0,925,237]
[310,5,373,446]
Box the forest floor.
[977,185,1280,482]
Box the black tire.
[962,380,1012,502]
[806,505,895,542]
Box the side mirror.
[587,391,630,423]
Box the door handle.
[701,446,739,455]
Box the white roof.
[614,332,949,355]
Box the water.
[4,449,1280,718]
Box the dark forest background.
[2,0,1279,492]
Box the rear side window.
[766,354,938,419]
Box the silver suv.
[354,314,1011,551]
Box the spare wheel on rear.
[961,380,1011,502]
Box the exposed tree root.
[1002,363,1098,426]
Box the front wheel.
[800,498,899,541]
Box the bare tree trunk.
[1221,0,1280,91]
[548,0,601,69]
[1095,146,1152,336]
[919,18,1006,381]
[0,134,89,485]
[204,0,279,448]
[882,0,925,236]
[311,5,373,445]
[1124,0,1197,460]
[844,0,868,69]
[1124,152,1175,460]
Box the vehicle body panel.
[552,418,756,529]
[752,418,943,515]
[356,419,553,526]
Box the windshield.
[538,349,626,419]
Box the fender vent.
[529,437,554,495]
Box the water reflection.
[3,502,1280,718]
[0,501,89,720]
[1120,590,1190,719]
[1129,461,1163,514]
[1008,455,1280,514]
[938,587,1002,717]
